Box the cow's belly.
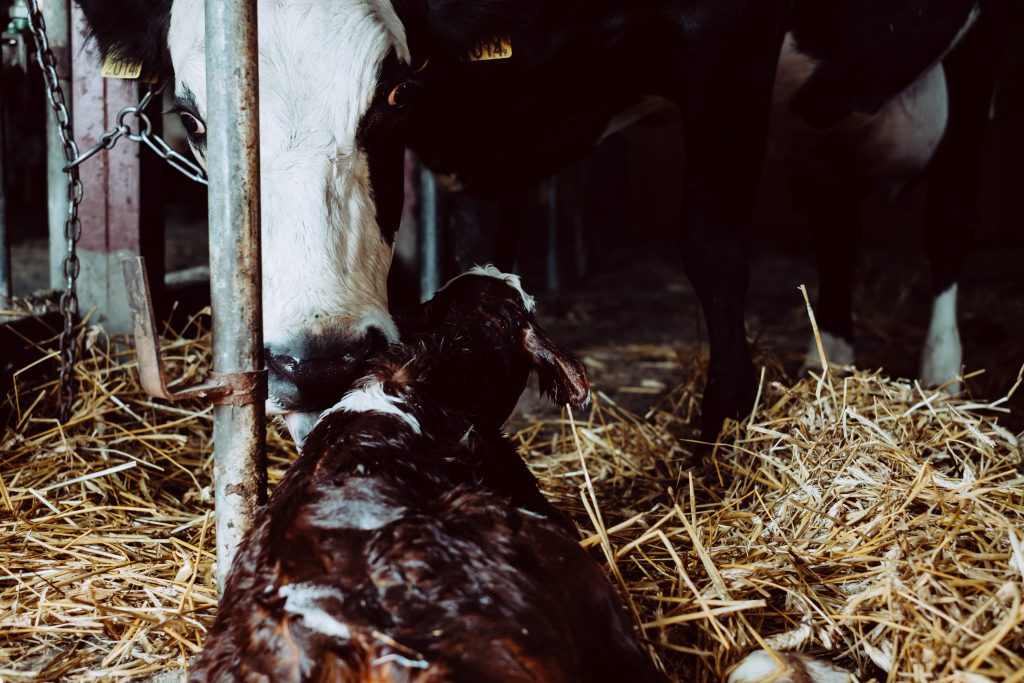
[845,65,948,182]
[771,33,949,189]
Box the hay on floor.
[1,314,1022,682]
[523,358,1024,682]
[0,313,293,681]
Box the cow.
[75,0,1010,445]
[188,267,665,682]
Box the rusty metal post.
[0,77,8,304]
[205,0,266,593]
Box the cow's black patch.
[390,0,667,196]
[390,0,548,67]
[76,0,173,80]
[356,50,411,245]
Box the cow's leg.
[921,12,1003,391]
[802,182,865,373]
[676,4,787,443]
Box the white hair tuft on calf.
[278,584,353,641]
[321,380,421,434]
[436,264,536,313]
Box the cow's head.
[78,0,532,436]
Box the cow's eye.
[387,82,408,108]
[179,111,206,136]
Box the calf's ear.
[522,324,590,409]
[75,0,173,78]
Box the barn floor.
[2,286,1021,682]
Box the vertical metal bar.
[573,165,589,280]
[418,164,441,301]
[205,0,266,593]
[546,176,561,291]
[0,77,10,304]
[43,0,70,290]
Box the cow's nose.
[265,327,389,412]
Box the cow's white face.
[167,0,410,419]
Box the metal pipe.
[573,166,589,279]
[0,74,10,304]
[204,0,266,594]
[546,176,561,291]
[42,0,70,290]
[418,164,441,301]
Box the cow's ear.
[76,0,173,78]
[392,0,544,65]
[521,323,591,409]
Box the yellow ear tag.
[467,37,512,62]
[102,54,143,80]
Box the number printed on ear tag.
[466,38,512,62]
[102,54,143,80]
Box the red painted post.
[69,3,156,334]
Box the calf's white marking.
[372,654,430,670]
[437,265,536,313]
[323,380,422,434]
[306,481,404,531]
[278,583,352,640]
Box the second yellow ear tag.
[102,54,143,80]
[467,38,512,62]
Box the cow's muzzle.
[266,327,389,440]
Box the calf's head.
[395,266,590,427]
[77,0,530,425]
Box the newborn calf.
[190,267,665,683]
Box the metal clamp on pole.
[123,256,267,407]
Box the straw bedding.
[1,312,1022,682]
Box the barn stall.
[2,0,1024,680]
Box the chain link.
[65,86,209,186]
[26,2,81,422]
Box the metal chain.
[26,2,81,422]
[67,87,209,186]
[25,2,208,422]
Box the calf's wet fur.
[189,267,665,683]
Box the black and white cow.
[77,0,1011,444]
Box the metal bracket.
[123,256,266,405]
